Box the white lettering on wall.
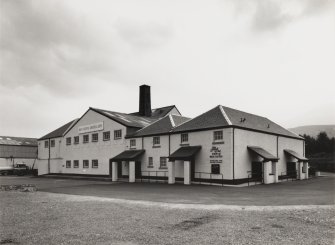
[78,122,104,134]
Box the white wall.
[61,109,128,175]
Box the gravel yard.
[1,191,334,245]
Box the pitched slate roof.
[91,107,157,128]
[130,114,190,137]
[0,136,37,146]
[130,105,180,118]
[172,105,302,139]
[39,119,77,140]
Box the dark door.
[109,159,113,177]
[135,161,141,178]
[117,162,122,178]
[251,162,263,180]
[287,162,297,178]
[191,159,195,181]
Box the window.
[66,160,71,168]
[103,131,110,141]
[211,164,220,174]
[92,159,98,168]
[50,140,55,147]
[148,157,153,168]
[114,130,122,139]
[92,133,98,142]
[83,160,89,168]
[83,135,89,143]
[74,136,79,144]
[44,141,49,148]
[160,157,167,169]
[153,136,160,146]
[213,131,223,141]
[74,160,79,168]
[130,139,136,148]
[181,133,188,143]
[66,137,71,145]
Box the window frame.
[130,139,136,148]
[66,160,71,168]
[92,133,99,142]
[92,159,98,168]
[103,131,110,141]
[181,133,188,143]
[44,141,49,148]
[148,157,153,168]
[66,137,71,145]
[73,160,79,168]
[153,136,160,146]
[213,130,223,142]
[50,139,55,147]
[211,164,220,174]
[74,136,79,145]
[159,157,167,169]
[114,130,122,140]
[83,135,89,143]
[83,160,89,168]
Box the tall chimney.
[139,85,152,117]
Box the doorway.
[135,161,142,178]
[287,162,297,178]
[251,161,263,180]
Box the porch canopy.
[111,150,145,162]
[247,146,279,162]
[284,149,308,162]
[168,146,201,161]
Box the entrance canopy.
[111,150,145,162]
[247,146,279,162]
[284,149,308,162]
[169,146,201,161]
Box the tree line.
[303,132,335,156]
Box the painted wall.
[61,109,128,175]
[37,137,63,175]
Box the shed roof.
[110,150,145,162]
[284,149,308,162]
[169,146,202,161]
[0,136,37,146]
[247,146,279,162]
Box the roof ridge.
[132,114,171,135]
[219,105,232,125]
[169,114,175,128]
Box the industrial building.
[37,85,308,185]
[0,136,38,170]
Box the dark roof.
[110,150,145,161]
[39,119,77,140]
[284,149,308,162]
[0,136,37,146]
[169,146,202,161]
[172,105,302,139]
[247,146,279,162]
[91,107,157,128]
[130,105,180,118]
[130,115,190,137]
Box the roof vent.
[240,118,246,123]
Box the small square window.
[66,160,71,168]
[148,157,153,168]
[83,135,89,143]
[103,131,110,141]
[213,131,223,141]
[92,133,98,142]
[44,141,49,148]
[160,157,167,169]
[181,133,188,143]
[211,164,220,174]
[130,139,136,148]
[74,136,79,144]
[153,136,160,146]
[83,160,89,168]
[114,130,122,140]
[50,140,55,147]
[66,137,71,145]
[92,159,98,168]
[73,160,79,168]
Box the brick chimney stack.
[139,85,152,117]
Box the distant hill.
[289,125,335,138]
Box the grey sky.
[0,0,334,138]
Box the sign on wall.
[78,122,104,134]
[210,146,223,164]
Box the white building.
[38,85,308,185]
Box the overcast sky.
[0,0,334,138]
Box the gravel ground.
[0,192,334,245]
